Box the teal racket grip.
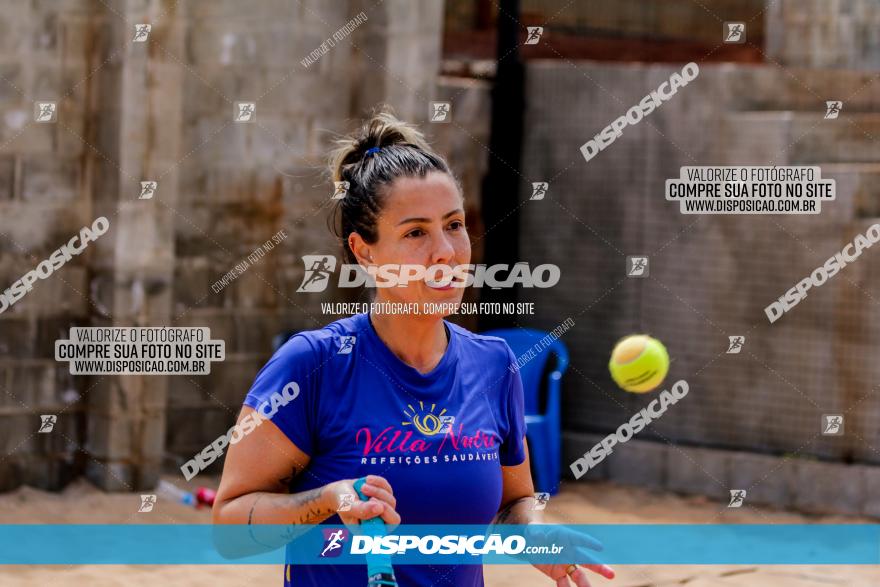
[352,477,396,586]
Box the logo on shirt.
[338,335,356,354]
[402,401,454,436]
[356,402,500,465]
[320,528,349,558]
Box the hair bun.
[329,107,432,181]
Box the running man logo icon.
[234,102,255,122]
[825,101,843,119]
[728,490,746,508]
[297,255,337,292]
[332,181,349,200]
[138,494,157,513]
[439,415,455,433]
[337,494,355,512]
[726,336,745,354]
[338,335,356,355]
[320,528,349,558]
[531,492,550,510]
[34,102,57,123]
[525,27,543,45]
[38,415,57,433]
[139,181,158,200]
[724,22,745,43]
[626,256,649,277]
[430,102,451,123]
[530,182,549,200]
[133,24,151,42]
[822,414,844,435]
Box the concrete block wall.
[164,0,465,469]
[767,0,880,70]
[4,0,879,507]
[566,433,880,517]
[0,0,97,492]
[519,61,880,505]
[0,0,465,491]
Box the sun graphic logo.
[402,401,455,436]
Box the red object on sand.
[195,487,216,507]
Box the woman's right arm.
[212,406,400,531]
[212,405,332,526]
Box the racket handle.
[353,477,397,587]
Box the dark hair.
[328,108,459,264]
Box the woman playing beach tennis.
[212,109,614,586]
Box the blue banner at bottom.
[0,524,878,565]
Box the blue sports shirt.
[242,312,528,586]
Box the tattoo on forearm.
[292,487,332,524]
[495,503,515,524]
[248,495,263,526]
[494,497,531,524]
[246,484,332,531]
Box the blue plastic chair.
[483,328,569,495]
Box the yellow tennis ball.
[608,334,669,393]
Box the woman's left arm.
[496,439,615,586]
[493,439,540,525]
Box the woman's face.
[350,171,471,314]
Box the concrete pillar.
[350,0,445,123]
[85,0,184,491]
